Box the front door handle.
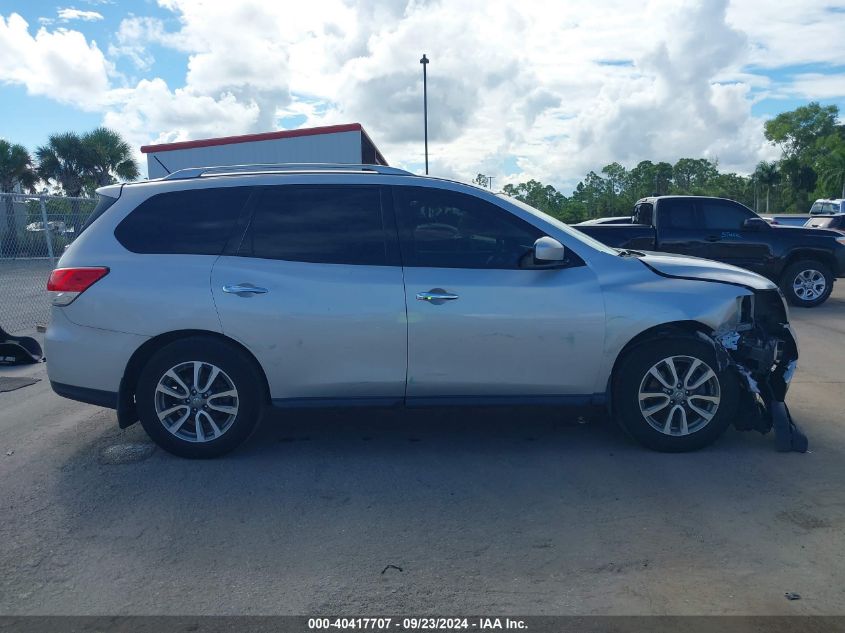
[705,235,721,242]
[222,283,269,296]
[416,289,459,304]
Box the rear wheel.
[136,336,265,458]
[780,260,833,307]
[613,338,738,452]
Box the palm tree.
[36,132,87,197]
[755,161,780,213]
[819,147,845,199]
[81,127,139,188]
[37,132,92,235]
[0,140,37,256]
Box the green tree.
[816,135,845,199]
[712,173,753,209]
[754,161,780,213]
[0,140,37,256]
[819,150,845,198]
[763,102,839,211]
[37,128,139,197]
[82,127,139,188]
[672,158,718,193]
[653,162,674,196]
[764,102,839,161]
[626,161,660,200]
[36,132,87,197]
[472,173,489,189]
[502,179,566,217]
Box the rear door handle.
[222,283,269,296]
[416,289,459,303]
[705,235,721,242]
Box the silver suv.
[46,164,800,457]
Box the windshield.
[811,202,840,214]
[498,194,619,255]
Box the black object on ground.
[0,326,44,365]
[381,565,403,574]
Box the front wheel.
[613,338,738,452]
[780,260,833,307]
[136,336,265,458]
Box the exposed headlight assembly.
[738,294,754,331]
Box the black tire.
[780,260,833,307]
[613,338,738,452]
[136,336,265,458]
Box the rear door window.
[115,187,252,255]
[239,185,389,266]
[634,203,653,225]
[657,198,701,229]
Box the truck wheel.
[136,336,265,458]
[613,338,738,452]
[780,260,833,307]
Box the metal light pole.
[420,53,429,175]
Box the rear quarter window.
[78,193,119,236]
[115,187,252,255]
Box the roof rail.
[162,163,413,180]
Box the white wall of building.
[145,130,366,179]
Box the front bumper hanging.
[702,318,807,453]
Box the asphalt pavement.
[1,287,844,615]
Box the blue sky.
[1,0,844,189]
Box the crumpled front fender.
[699,294,807,452]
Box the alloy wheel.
[638,355,721,436]
[792,269,826,302]
[154,361,239,443]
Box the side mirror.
[743,217,769,230]
[534,236,565,262]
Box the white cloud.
[0,13,110,110]
[784,73,845,100]
[303,0,776,185]
[57,8,105,22]
[109,16,170,71]
[103,78,261,150]
[727,1,845,69]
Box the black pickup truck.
[575,196,845,307]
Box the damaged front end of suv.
[704,289,806,452]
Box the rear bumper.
[46,308,149,399]
[50,381,118,409]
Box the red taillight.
[48,267,109,292]
[47,267,109,305]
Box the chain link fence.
[1,193,97,334]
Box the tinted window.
[658,198,700,229]
[812,201,840,214]
[395,187,542,269]
[240,186,387,265]
[634,203,653,225]
[79,193,118,236]
[115,187,251,254]
[700,200,753,230]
